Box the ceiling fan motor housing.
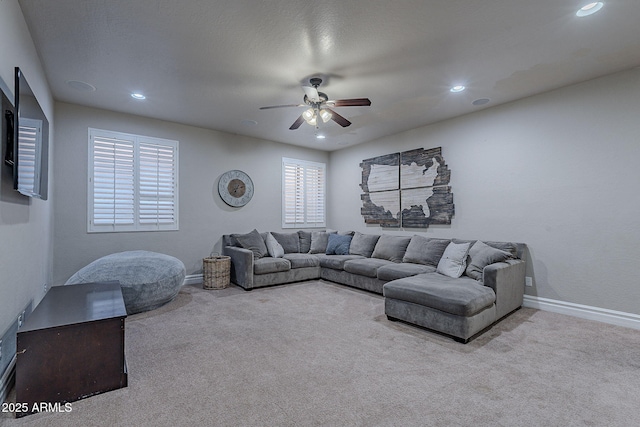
[304,92,328,106]
[309,77,323,87]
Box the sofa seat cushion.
[383,273,496,317]
[314,254,365,270]
[254,257,291,275]
[283,253,320,269]
[343,258,396,278]
[377,263,435,281]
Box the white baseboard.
[183,274,203,286]
[523,295,640,330]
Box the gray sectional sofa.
[222,229,526,343]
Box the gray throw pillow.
[402,236,451,266]
[298,230,312,253]
[265,232,285,258]
[309,231,336,254]
[271,232,300,253]
[371,235,412,263]
[465,240,513,280]
[436,241,471,278]
[349,232,380,258]
[232,229,268,259]
[326,234,353,255]
[484,241,518,257]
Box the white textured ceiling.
[18,0,640,151]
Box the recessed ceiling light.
[576,2,604,17]
[241,119,258,126]
[316,134,326,140]
[66,80,96,92]
[450,85,466,93]
[472,98,491,106]
[131,93,146,100]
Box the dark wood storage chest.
[16,282,127,417]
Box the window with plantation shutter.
[88,128,178,232]
[282,158,326,228]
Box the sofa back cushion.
[402,236,451,267]
[232,229,269,259]
[371,235,412,263]
[271,232,300,253]
[483,241,519,257]
[298,230,312,253]
[465,240,514,280]
[349,232,380,258]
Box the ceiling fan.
[259,77,371,130]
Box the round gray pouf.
[65,250,186,315]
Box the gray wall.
[0,0,54,339]
[328,68,640,315]
[52,103,329,284]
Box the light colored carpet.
[3,280,640,426]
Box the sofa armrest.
[222,246,254,290]
[483,259,526,319]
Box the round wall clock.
[218,170,254,207]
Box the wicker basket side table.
[203,255,231,290]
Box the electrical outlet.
[525,276,533,287]
[17,311,25,328]
[44,283,48,293]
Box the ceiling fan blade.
[259,104,305,110]
[326,109,351,127]
[327,98,371,107]
[289,115,305,130]
[302,85,321,102]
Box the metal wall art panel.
[360,147,454,229]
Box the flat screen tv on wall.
[11,67,49,200]
[2,85,14,171]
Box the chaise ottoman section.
[384,273,496,317]
[384,298,497,343]
[383,273,498,342]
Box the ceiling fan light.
[302,108,316,124]
[319,109,332,123]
